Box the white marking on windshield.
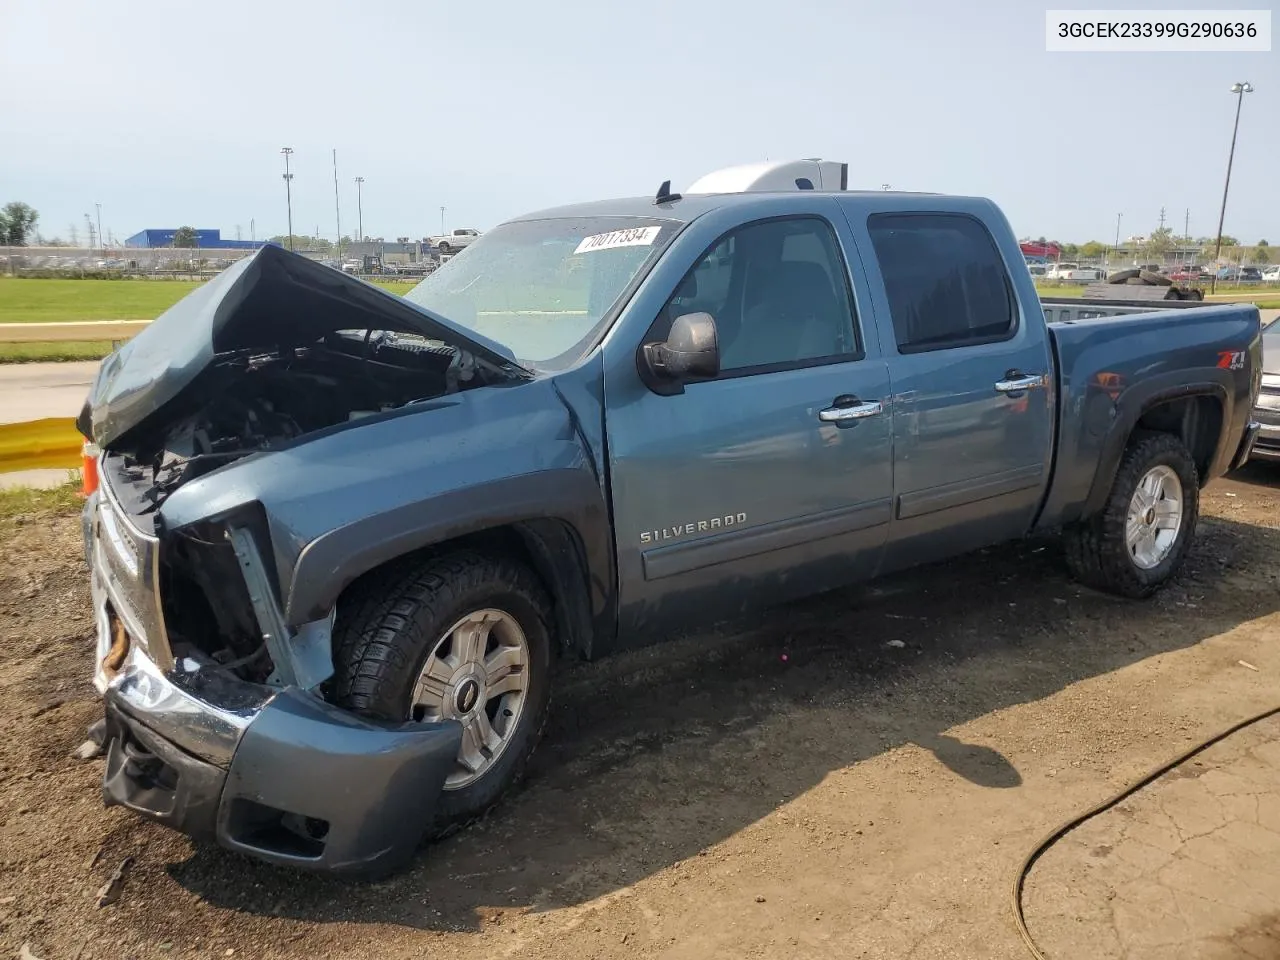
[573,226,662,254]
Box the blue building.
[124,229,267,250]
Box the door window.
[867,213,1017,353]
[661,217,860,374]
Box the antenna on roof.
[655,180,682,205]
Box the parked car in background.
[1217,266,1264,283]
[428,228,481,253]
[1168,265,1211,282]
[1251,318,1280,462]
[1046,263,1106,282]
[1263,266,1280,282]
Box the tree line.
[1031,230,1271,264]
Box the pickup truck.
[428,227,480,253]
[1044,263,1105,282]
[76,160,1263,877]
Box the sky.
[2,0,1276,247]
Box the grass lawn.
[0,476,83,519]
[0,278,206,323]
[0,277,419,362]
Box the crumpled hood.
[78,244,524,447]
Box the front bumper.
[86,492,463,876]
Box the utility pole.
[95,203,103,250]
[1114,212,1122,263]
[440,206,446,234]
[1184,208,1190,240]
[280,147,295,251]
[354,177,365,242]
[235,224,242,241]
[1212,81,1254,292]
[332,148,342,256]
[1157,207,1166,231]
[250,218,255,242]
[84,214,95,251]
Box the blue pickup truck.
[77,161,1262,875]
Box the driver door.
[602,211,895,640]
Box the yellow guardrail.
[0,418,84,472]
[0,320,149,343]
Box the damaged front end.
[79,246,524,873]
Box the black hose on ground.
[1012,702,1280,960]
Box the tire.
[437,241,451,253]
[331,550,553,837]
[1063,432,1199,599]
[1108,269,1141,284]
[1139,270,1172,286]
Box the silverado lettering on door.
[640,513,748,544]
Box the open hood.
[78,245,525,447]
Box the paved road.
[0,361,99,490]
[0,360,99,425]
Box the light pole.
[354,177,365,242]
[332,149,342,257]
[1112,212,1122,268]
[95,203,103,251]
[1211,82,1253,292]
[440,206,446,234]
[280,147,295,252]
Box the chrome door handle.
[819,400,883,422]
[994,374,1047,394]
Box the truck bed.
[1037,301,1262,530]
[1040,296,1206,324]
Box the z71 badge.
[1217,350,1246,371]
[640,513,747,545]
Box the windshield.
[405,216,679,369]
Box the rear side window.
[867,213,1016,353]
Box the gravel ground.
[2,465,1279,960]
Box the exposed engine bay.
[105,329,487,510]
[96,330,497,681]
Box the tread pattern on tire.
[1063,432,1199,599]
[330,550,553,837]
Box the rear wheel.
[1063,432,1199,598]
[331,551,553,836]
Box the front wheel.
[331,551,553,836]
[1063,432,1199,598]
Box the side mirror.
[642,313,720,391]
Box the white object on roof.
[685,159,849,195]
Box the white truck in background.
[428,228,481,253]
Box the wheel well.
[1134,395,1222,483]
[335,521,594,660]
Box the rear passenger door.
[856,210,1055,570]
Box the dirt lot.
[2,466,1279,960]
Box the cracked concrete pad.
[1025,716,1280,959]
